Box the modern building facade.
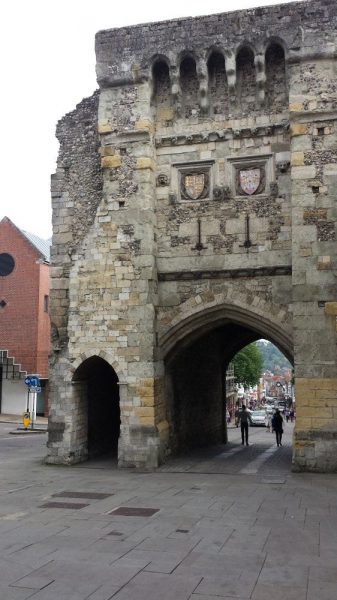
[0,217,50,415]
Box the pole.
[30,390,37,430]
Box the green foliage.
[256,340,291,373]
[233,343,263,388]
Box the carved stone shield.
[239,168,261,196]
[183,173,206,200]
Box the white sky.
[0,0,297,240]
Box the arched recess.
[152,58,172,122]
[207,50,228,116]
[160,302,292,456]
[179,55,199,118]
[236,46,256,114]
[265,41,288,111]
[72,356,120,459]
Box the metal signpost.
[24,375,41,429]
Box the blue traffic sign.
[24,376,41,388]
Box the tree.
[233,343,263,388]
[255,339,291,373]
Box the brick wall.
[0,218,50,376]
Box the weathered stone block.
[101,155,121,169]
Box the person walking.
[238,405,252,446]
[272,408,284,447]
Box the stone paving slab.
[0,422,337,599]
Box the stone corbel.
[156,173,169,187]
[276,152,291,173]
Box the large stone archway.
[158,294,293,458]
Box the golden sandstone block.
[101,156,121,169]
[136,157,155,170]
[289,102,304,112]
[290,123,307,136]
[135,119,154,132]
[291,151,304,166]
[325,302,337,316]
[98,121,113,134]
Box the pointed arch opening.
[265,42,288,111]
[152,59,172,122]
[72,356,120,459]
[207,51,228,116]
[236,46,256,113]
[180,56,199,118]
[162,304,293,457]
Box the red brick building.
[0,217,50,415]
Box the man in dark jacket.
[272,408,284,447]
[238,405,252,446]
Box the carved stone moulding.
[158,265,292,282]
[155,120,289,148]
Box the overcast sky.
[0,0,297,240]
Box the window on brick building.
[44,295,49,313]
[0,253,15,276]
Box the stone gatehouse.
[48,0,337,471]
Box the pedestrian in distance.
[272,408,284,447]
[238,405,252,446]
[235,406,240,428]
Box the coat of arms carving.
[181,171,209,200]
[236,166,265,196]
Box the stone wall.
[48,0,337,471]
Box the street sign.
[24,375,41,388]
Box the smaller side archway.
[72,356,120,459]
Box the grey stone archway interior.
[72,356,120,459]
[162,306,292,457]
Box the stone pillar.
[290,45,337,471]
[97,80,166,469]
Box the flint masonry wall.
[48,0,337,471]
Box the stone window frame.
[226,154,274,199]
[172,160,215,203]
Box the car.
[250,410,268,427]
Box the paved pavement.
[0,420,337,599]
